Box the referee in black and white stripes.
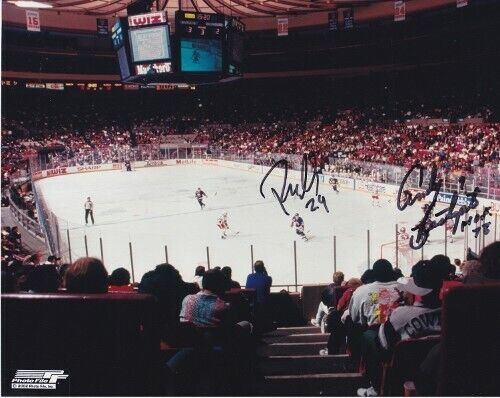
[84,197,94,226]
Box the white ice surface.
[35,164,470,287]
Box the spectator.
[344,259,401,363]
[221,266,241,290]
[322,277,363,355]
[416,241,500,396]
[180,269,244,328]
[193,265,205,289]
[64,257,108,293]
[246,260,272,305]
[139,263,198,341]
[311,271,345,332]
[357,258,450,397]
[348,259,401,327]
[26,264,60,293]
[108,267,134,292]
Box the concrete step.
[264,333,329,344]
[259,373,364,396]
[260,354,352,375]
[258,342,327,356]
[275,326,320,334]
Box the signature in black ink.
[397,162,489,249]
[259,154,329,216]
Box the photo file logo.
[11,370,69,390]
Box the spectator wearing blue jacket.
[246,260,272,305]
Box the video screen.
[129,25,171,63]
[117,46,131,80]
[180,38,222,72]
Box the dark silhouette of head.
[109,267,131,286]
[372,259,395,282]
[254,260,266,273]
[65,257,108,293]
[202,269,227,296]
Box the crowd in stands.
[2,97,498,185]
[309,241,500,396]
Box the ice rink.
[35,164,472,287]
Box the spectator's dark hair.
[212,266,221,272]
[155,263,182,282]
[479,241,500,280]
[393,268,404,279]
[65,257,108,293]
[221,266,232,279]
[27,265,60,293]
[194,265,206,277]
[360,269,374,284]
[454,258,462,267]
[411,260,428,277]
[372,259,395,282]
[202,269,227,296]
[109,267,131,286]
[254,260,266,273]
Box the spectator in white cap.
[356,258,451,397]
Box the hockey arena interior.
[1,0,500,396]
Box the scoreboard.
[175,12,225,39]
[113,11,244,83]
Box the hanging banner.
[26,10,40,32]
[277,17,288,36]
[394,1,406,22]
[456,0,468,7]
[328,11,338,31]
[343,8,354,29]
[96,18,109,36]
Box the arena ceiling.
[5,0,383,17]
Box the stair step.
[264,333,329,344]
[258,342,327,356]
[261,354,352,375]
[275,326,320,334]
[260,372,364,396]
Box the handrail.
[7,190,44,241]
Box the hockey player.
[218,212,229,239]
[329,176,339,194]
[291,213,308,241]
[372,190,381,207]
[446,219,455,243]
[195,187,207,209]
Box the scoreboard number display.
[175,11,225,39]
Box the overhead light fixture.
[8,0,53,8]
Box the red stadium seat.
[1,293,162,396]
[438,283,500,396]
[381,335,440,396]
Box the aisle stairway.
[257,326,363,396]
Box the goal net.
[380,222,415,272]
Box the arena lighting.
[8,0,53,8]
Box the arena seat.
[300,284,329,321]
[438,283,500,396]
[381,336,440,396]
[1,293,162,396]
